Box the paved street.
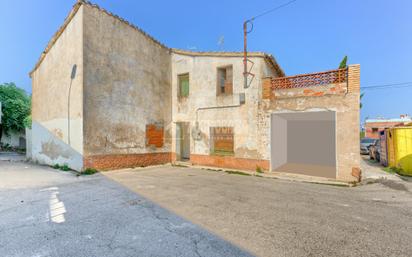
[105,163,412,257]
[1,160,412,257]
[0,161,251,257]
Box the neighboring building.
[30,1,361,182]
[364,115,411,139]
[0,130,26,149]
[1,101,26,149]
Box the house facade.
[364,115,411,139]
[30,1,361,182]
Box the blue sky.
[0,0,411,122]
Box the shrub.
[256,166,263,173]
[82,168,98,175]
[60,164,70,171]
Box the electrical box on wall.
[239,93,246,105]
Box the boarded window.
[217,66,233,95]
[178,73,189,98]
[210,127,234,155]
[146,123,164,147]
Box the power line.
[362,81,412,88]
[361,81,412,90]
[249,0,298,21]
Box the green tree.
[360,92,364,109]
[0,83,31,141]
[339,55,348,69]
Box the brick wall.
[347,64,360,93]
[365,121,406,139]
[84,152,171,170]
[190,154,269,171]
[262,77,273,99]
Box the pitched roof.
[30,0,284,77]
[172,49,285,77]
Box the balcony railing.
[272,68,348,89]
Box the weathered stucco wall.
[31,6,84,171]
[171,53,277,169]
[82,5,172,168]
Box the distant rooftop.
[365,114,411,123]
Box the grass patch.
[382,166,398,174]
[224,170,251,176]
[81,168,98,175]
[382,166,412,177]
[52,163,71,171]
[60,164,70,171]
[256,166,263,173]
[367,158,378,164]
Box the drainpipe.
[195,104,242,124]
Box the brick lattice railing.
[271,68,348,89]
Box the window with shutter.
[217,65,233,95]
[210,127,234,155]
[178,73,189,98]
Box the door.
[176,122,190,161]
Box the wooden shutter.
[179,74,189,97]
[146,124,164,147]
[212,127,234,154]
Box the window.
[372,128,379,132]
[178,73,189,98]
[217,66,233,95]
[210,127,234,155]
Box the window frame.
[216,65,233,96]
[178,73,190,98]
[210,126,234,156]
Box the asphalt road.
[105,164,412,257]
[0,161,252,257]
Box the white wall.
[270,115,287,170]
[1,130,26,149]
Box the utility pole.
[243,0,297,88]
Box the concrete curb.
[102,162,353,187]
[172,162,353,187]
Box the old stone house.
[30,1,360,182]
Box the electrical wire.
[361,82,412,90]
[248,0,298,21]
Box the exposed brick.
[313,91,324,96]
[303,89,315,95]
[84,152,171,170]
[190,154,269,171]
[262,78,273,99]
[347,64,360,93]
[351,167,361,182]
